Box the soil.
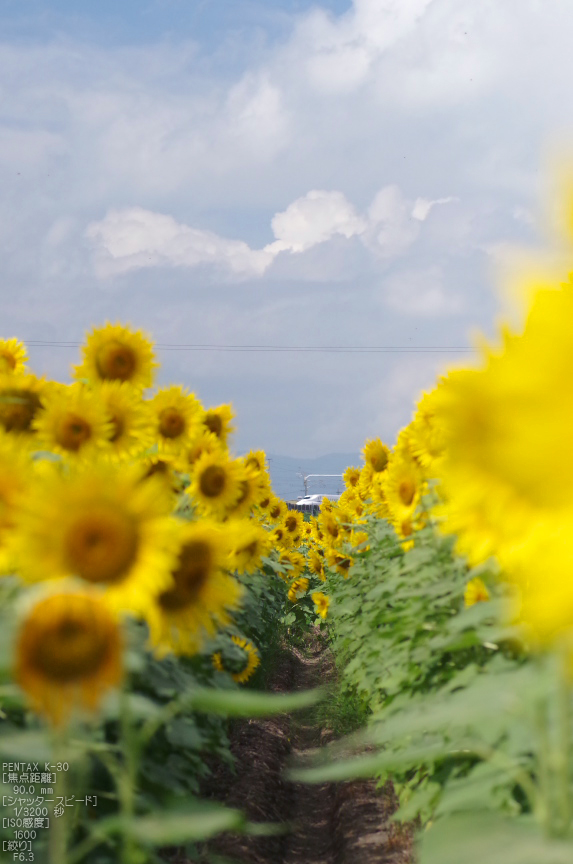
[167,629,413,864]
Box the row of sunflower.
[297,182,573,859]
[0,324,324,862]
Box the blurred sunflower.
[75,322,157,389]
[343,465,361,489]
[212,635,260,684]
[311,592,330,619]
[0,437,31,573]
[12,463,176,612]
[202,404,235,445]
[224,463,268,520]
[278,550,306,581]
[308,548,326,581]
[137,453,186,500]
[146,520,242,657]
[464,576,490,607]
[34,384,113,460]
[15,587,122,727]
[181,431,226,474]
[149,386,204,456]
[0,373,45,445]
[325,549,353,578]
[267,498,287,522]
[243,449,267,473]
[0,338,28,375]
[228,520,272,575]
[288,576,309,602]
[190,451,242,519]
[96,380,155,460]
[383,448,425,525]
[362,438,390,474]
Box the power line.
[22,340,473,354]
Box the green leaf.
[188,686,323,717]
[419,813,573,864]
[98,803,244,846]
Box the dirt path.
[186,630,413,864]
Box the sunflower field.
[0,325,325,863]
[5,185,573,864]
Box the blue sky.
[1,0,571,457]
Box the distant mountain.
[266,452,363,502]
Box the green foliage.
[296,512,539,831]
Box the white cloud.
[86,207,274,279]
[412,196,457,221]
[86,184,451,278]
[295,0,435,95]
[265,189,367,254]
[382,265,462,316]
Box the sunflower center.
[34,610,111,683]
[401,519,413,537]
[109,413,125,443]
[199,465,227,498]
[64,508,139,584]
[0,389,41,432]
[285,515,298,532]
[159,540,212,611]
[398,478,416,507]
[0,352,16,371]
[235,480,250,507]
[371,450,388,472]
[96,341,137,382]
[55,413,92,452]
[240,540,258,558]
[270,505,281,519]
[204,413,223,437]
[159,407,186,439]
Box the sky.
[2,0,572,457]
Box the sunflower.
[0,373,45,445]
[224,462,268,520]
[212,635,260,684]
[311,591,330,619]
[318,510,346,548]
[74,322,157,390]
[149,386,204,457]
[267,497,287,522]
[137,453,186,500]
[282,510,304,539]
[0,338,28,375]
[464,577,490,608]
[308,548,326,581]
[15,587,122,727]
[343,465,361,489]
[95,380,155,460]
[278,550,306,581]
[0,437,31,573]
[243,449,267,474]
[325,549,353,578]
[407,389,446,477]
[145,519,242,657]
[383,448,425,525]
[228,520,272,575]
[288,576,309,602]
[33,383,113,460]
[189,451,242,519]
[202,404,235,445]
[181,431,226,473]
[12,462,176,613]
[362,438,390,474]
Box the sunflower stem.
[535,694,552,836]
[49,726,70,864]
[119,686,140,864]
[555,648,572,837]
